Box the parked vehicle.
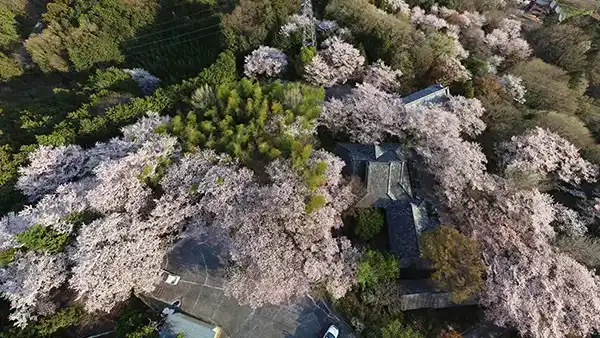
[323,325,339,338]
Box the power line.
[133,0,235,32]
[128,6,216,33]
[125,23,222,52]
[127,15,219,42]
[125,29,222,57]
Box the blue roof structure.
[401,84,450,107]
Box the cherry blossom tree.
[446,96,486,137]
[16,113,171,202]
[319,83,405,143]
[500,74,526,104]
[219,153,358,307]
[362,60,403,92]
[123,68,160,95]
[243,46,288,78]
[0,252,69,327]
[159,149,359,308]
[433,55,471,84]
[455,181,600,338]
[485,19,532,60]
[304,36,365,87]
[17,145,88,201]
[159,150,255,229]
[411,7,450,31]
[86,135,179,216]
[483,251,600,338]
[69,213,169,313]
[120,111,171,144]
[499,127,598,184]
[486,55,504,74]
[384,0,410,14]
[0,213,32,251]
[280,14,314,36]
[552,203,587,237]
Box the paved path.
[148,236,356,338]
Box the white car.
[323,324,339,338]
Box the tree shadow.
[165,231,229,277]
[121,0,226,84]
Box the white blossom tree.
[243,46,288,78]
[446,96,487,137]
[460,185,600,338]
[499,127,598,184]
[69,213,168,313]
[280,14,314,36]
[17,145,88,201]
[500,74,526,104]
[0,252,69,327]
[123,68,161,95]
[362,60,403,92]
[120,111,171,144]
[16,113,171,202]
[304,36,365,87]
[384,0,410,14]
[319,83,405,143]
[485,19,532,60]
[86,135,178,216]
[552,203,587,237]
[218,153,358,307]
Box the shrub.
[164,78,324,162]
[356,249,400,290]
[305,194,327,213]
[33,306,86,336]
[530,23,591,73]
[15,224,69,254]
[0,52,21,80]
[24,29,69,73]
[195,50,238,87]
[354,208,385,240]
[556,236,600,269]
[511,59,580,115]
[420,226,485,302]
[116,304,158,338]
[0,5,19,48]
[0,248,16,266]
[66,26,124,71]
[222,0,300,52]
[381,319,424,338]
[532,112,595,150]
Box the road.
[147,235,357,338]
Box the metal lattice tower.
[300,0,317,47]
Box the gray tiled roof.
[386,201,420,259]
[336,143,433,259]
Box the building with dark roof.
[402,84,450,107]
[336,144,436,266]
